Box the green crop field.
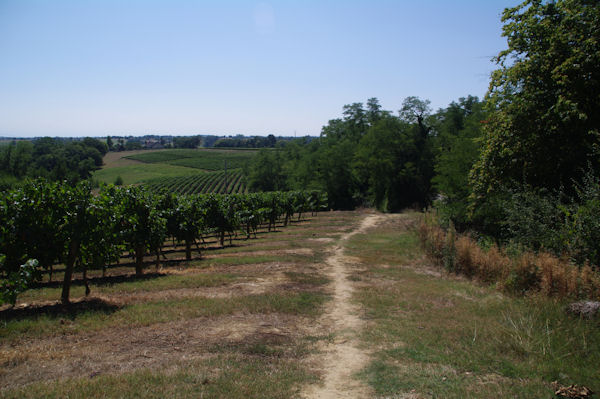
[93,163,201,185]
[125,148,258,171]
[144,169,247,194]
[93,148,253,192]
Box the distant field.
[144,169,247,194]
[125,149,257,171]
[94,148,253,190]
[93,163,200,185]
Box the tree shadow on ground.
[30,271,167,289]
[0,297,120,322]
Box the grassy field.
[93,162,201,185]
[346,215,600,398]
[1,211,597,398]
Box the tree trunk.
[61,240,80,305]
[185,240,192,260]
[220,230,225,247]
[135,245,145,276]
[49,265,53,283]
[194,241,203,258]
[155,250,160,270]
[82,261,90,296]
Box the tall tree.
[471,0,600,199]
[432,96,486,227]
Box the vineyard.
[0,180,326,306]
[143,169,247,195]
[125,149,258,170]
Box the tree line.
[246,95,483,212]
[0,137,108,189]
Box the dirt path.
[303,214,383,399]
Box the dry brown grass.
[418,215,600,300]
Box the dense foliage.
[0,137,107,188]
[214,134,278,148]
[246,97,439,211]
[472,0,600,198]
[441,0,600,269]
[0,180,326,305]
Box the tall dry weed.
[418,213,600,300]
[454,235,477,277]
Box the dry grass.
[418,213,600,299]
[349,213,600,398]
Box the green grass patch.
[350,215,600,398]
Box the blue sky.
[0,0,514,137]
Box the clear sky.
[0,0,515,137]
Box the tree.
[247,149,286,192]
[106,136,114,151]
[172,195,206,260]
[82,137,108,156]
[354,109,436,211]
[399,96,432,139]
[432,96,486,227]
[55,181,94,304]
[112,186,166,276]
[471,0,600,199]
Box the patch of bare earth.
[303,213,383,399]
[93,276,286,305]
[202,247,314,259]
[100,150,154,168]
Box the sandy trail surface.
[303,214,383,399]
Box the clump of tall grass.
[418,211,600,300]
